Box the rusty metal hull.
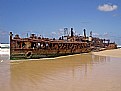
[9,31,117,60]
[10,47,91,59]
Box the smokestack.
[83,29,86,38]
[90,31,92,37]
[71,28,73,37]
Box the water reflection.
[1,53,121,91]
[10,54,108,79]
[9,54,112,91]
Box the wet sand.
[0,53,121,91]
[92,48,121,58]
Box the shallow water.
[0,53,121,91]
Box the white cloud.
[58,29,64,35]
[103,32,109,37]
[92,32,99,36]
[51,32,56,35]
[98,3,118,12]
[112,14,118,17]
[112,13,121,17]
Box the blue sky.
[0,0,121,45]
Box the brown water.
[0,53,121,91]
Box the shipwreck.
[10,28,117,59]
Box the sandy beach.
[92,48,121,58]
[1,49,121,91]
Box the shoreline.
[92,48,121,58]
[10,48,121,62]
[10,54,83,62]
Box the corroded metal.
[10,29,117,59]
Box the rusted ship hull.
[9,28,117,60]
[10,38,91,59]
[10,47,91,59]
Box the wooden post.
[10,32,13,59]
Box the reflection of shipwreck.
[10,28,117,59]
